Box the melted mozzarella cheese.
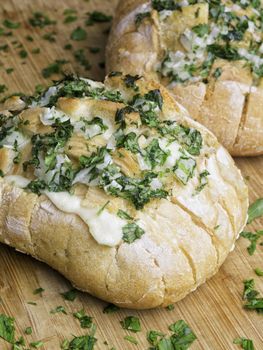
[44,191,125,247]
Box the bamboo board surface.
[0,0,262,349]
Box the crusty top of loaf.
[107,0,263,156]
[0,74,248,308]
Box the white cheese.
[45,191,125,246]
[5,175,30,188]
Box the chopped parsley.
[122,222,145,243]
[247,198,263,224]
[3,19,20,29]
[73,309,93,329]
[50,306,67,315]
[120,316,141,333]
[242,279,263,314]
[147,319,196,349]
[42,60,68,78]
[254,268,263,277]
[144,139,169,169]
[61,334,97,350]
[0,314,15,343]
[85,11,112,26]
[174,156,196,185]
[24,327,32,335]
[117,209,133,221]
[195,170,210,193]
[115,132,140,153]
[29,12,56,28]
[0,84,7,94]
[124,335,138,345]
[61,289,77,302]
[30,340,44,348]
[103,304,120,314]
[33,287,45,295]
[240,231,263,255]
[233,337,255,350]
[71,27,87,41]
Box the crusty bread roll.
[0,74,248,309]
[106,0,263,156]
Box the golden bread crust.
[0,75,248,309]
[106,0,263,156]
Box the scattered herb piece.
[6,68,14,74]
[240,231,263,255]
[19,49,28,59]
[123,74,141,91]
[29,12,56,28]
[33,287,45,295]
[121,316,141,333]
[42,60,68,78]
[25,326,32,335]
[0,314,15,343]
[3,19,20,29]
[242,279,263,314]
[166,304,175,311]
[61,334,97,350]
[30,340,44,348]
[0,84,7,93]
[26,35,34,42]
[27,301,37,306]
[73,309,93,329]
[233,337,255,350]
[71,27,87,41]
[254,268,263,276]
[61,289,77,301]
[124,335,138,345]
[50,306,67,315]
[103,304,120,314]
[247,198,263,224]
[85,11,112,26]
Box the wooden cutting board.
[0,1,262,349]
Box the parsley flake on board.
[42,60,68,78]
[147,319,196,349]
[242,279,263,314]
[124,335,138,345]
[247,198,263,224]
[3,19,20,29]
[33,287,45,295]
[29,12,56,28]
[85,11,112,26]
[254,268,263,277]
[121,316,141,333]
[0,314,15,343]
[61,289,77,301]
[103,304,120,314]
[50,306,68,315]
[73,309,93,329]
[61,334,97,350]
[71,27,87,41]
[240,231,263,255]
[233,337,255,350]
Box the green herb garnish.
[61,289,77,302]
[233,337,255,350]
[121,316,141,333]
[240,231,263,255]
[247,198,263,224]
[71,27,87,41]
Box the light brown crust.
[0,76,248,309]
[106,1,263,156]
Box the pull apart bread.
[107,0,263,156]
[0,74,248,309]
